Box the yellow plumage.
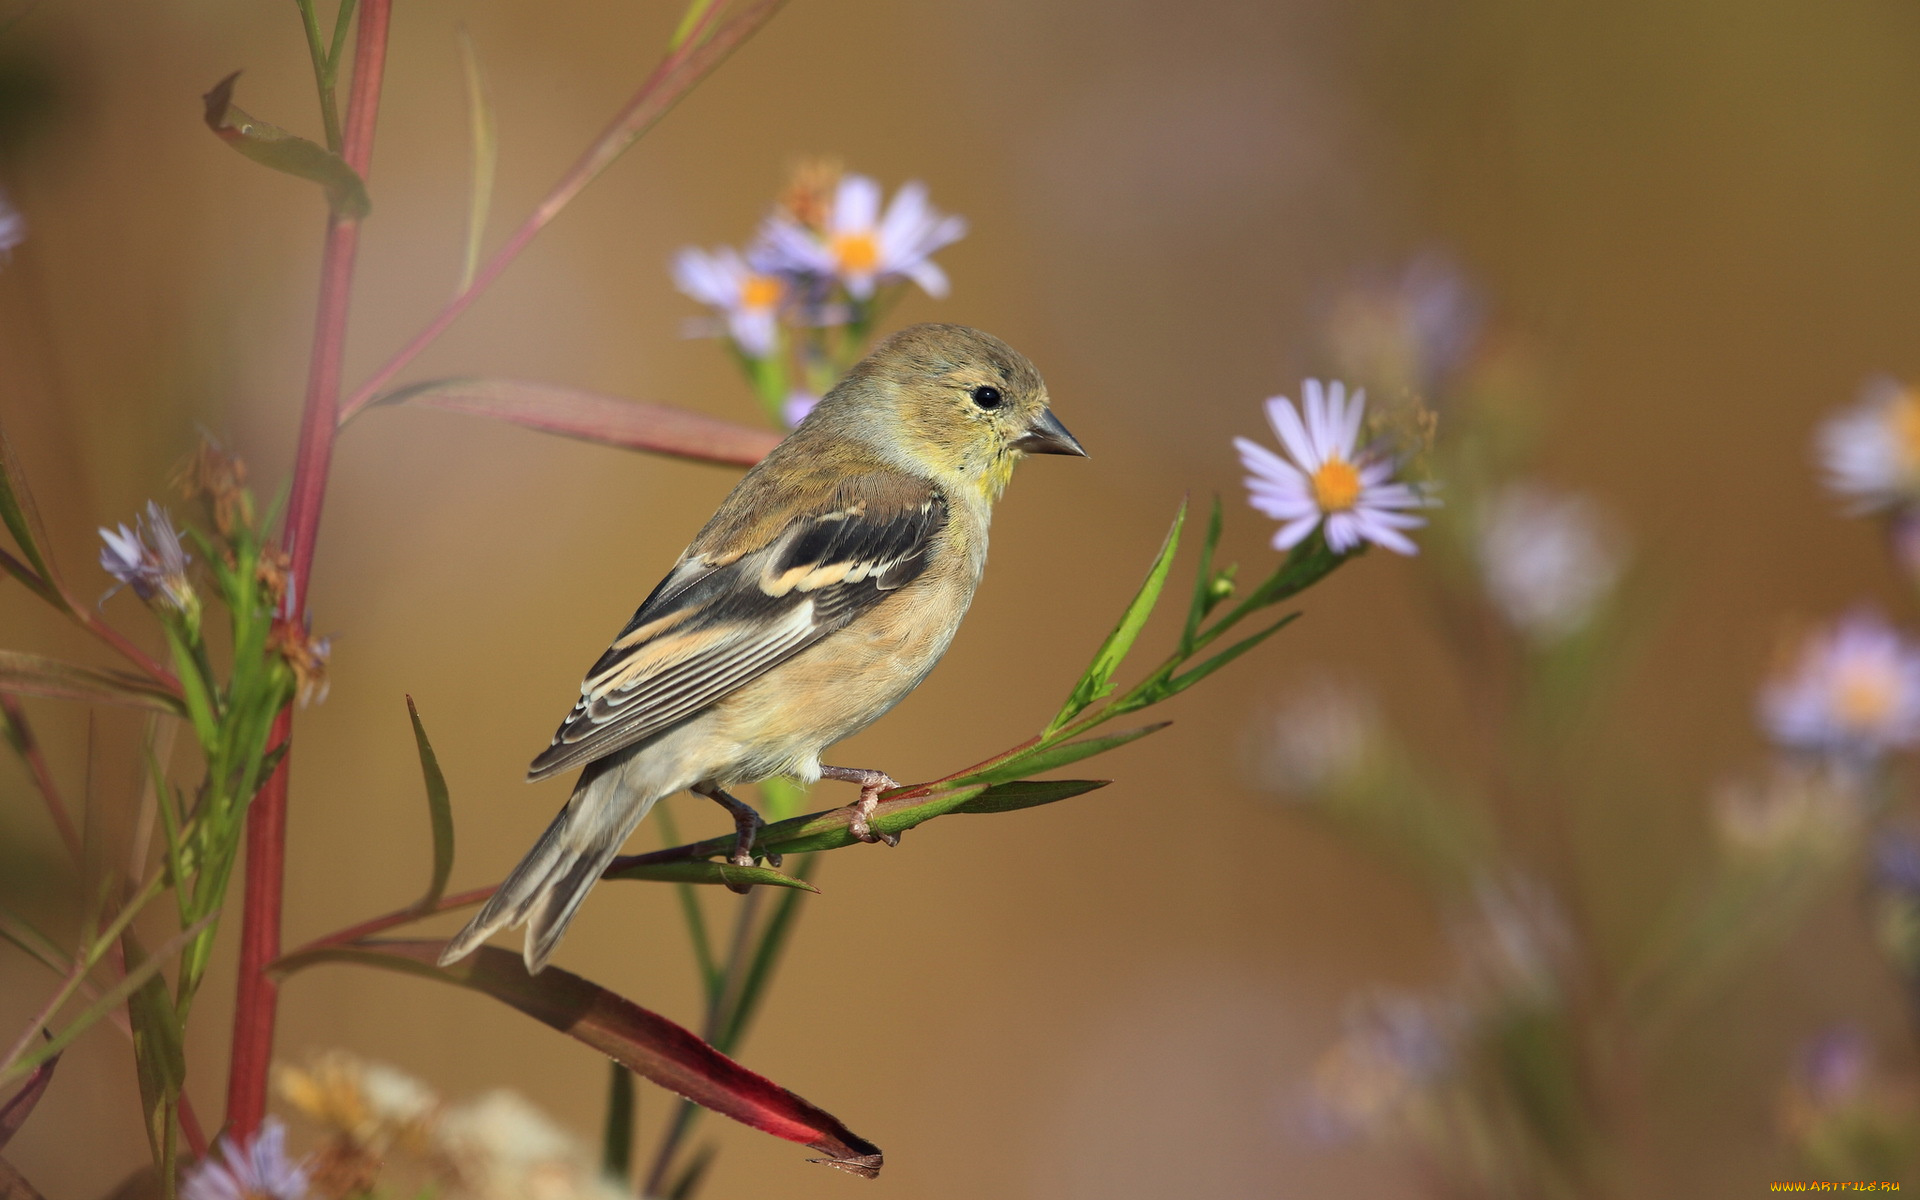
[440,323,1085,973]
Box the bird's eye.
[970,385,1004,410]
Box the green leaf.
[406,697,456,911]
[122,936,184,1177]
[1165,614,1298,696]
[371,378,781,466]
[950,778,1111,815]
[1180,497,1227,651]
[0,650,185,717]
[454,28,496,294]
[271,940,885,1177]
[0,421,64,610]
[200,72,370,218]
[715,856,817,1054]
[1046,504,1185,734]
[665,1144,718,1200]
[602,859,818,892]
[957,723,1170,788]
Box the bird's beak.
[1013,409,1088,457]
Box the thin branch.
[334,0,789,426]
[0,694,79,863]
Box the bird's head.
[822,323,1086,501]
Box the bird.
[439,323,1086,973]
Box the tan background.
[5,0,1919,1195]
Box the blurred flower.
[782,388,820,429]
[436,1090,627,1200]
[1308,993,1454,1140]
[1326,254,1482,400]
[1475,483,1625,643]
[278,1052,438,1154]
[1780,1027,1920,1178]
[1760,611,1920,761]
[1246,680,1381,796]
[182,1118,311,1200]
[756,173,966,301]
[1712,762,1864,857]
[270,620,332,707]
[1235,379,1432,555]
[98,501,196,614]
[1818,377,1920,512]
[671,245,785,358]
[1456,876,1572,1005]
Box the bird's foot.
[694,783,777,893]
[819,765,902,847]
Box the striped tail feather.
[438,762,663,974]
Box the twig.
[0,694,79,863]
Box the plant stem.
[224,0,391,1139]
[333,0,789,426]
[602,1061,636,1182]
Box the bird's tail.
[438,759,663,974]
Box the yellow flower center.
[740,273,781,312]
[1835,661,1898,729]
[1890,391,1920,470]
[831,230,880,275]
[1311,458,1362,512]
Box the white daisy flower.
[755,174,966,301]
[1234,379,1430,555]
[1475,483,1625,643]
[1817,376,1920,511]
[1760,611,1920,760]
[670,245,784,358]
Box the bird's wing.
[526,474,948,780]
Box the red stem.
[224,0,391,1139]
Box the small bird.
[440,324,1086,973]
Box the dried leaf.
[373,378,780,466]
[201,72,371,218]
[0,1043,55,1151]
[272,940,883,1176]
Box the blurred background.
[5,0,1920,1195]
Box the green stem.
[294,0,344,152]
[602,1060,636,1182]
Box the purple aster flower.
[181,1118,311,1200]
[1760,611,1920,760]
[97,501,194,611]
[1234,379,1431,555]
[670,245,784,358]
[781,388,820,430]
[754,174,966,301]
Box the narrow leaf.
[1166,615,1298,695]
[950,778,1111,815]
[272,941,884,1176]
[0,422,62,606]
[716,859,816,1054]
[373,378,780,466]
[0,1042,55,1151]
[0,549,62,613]
[122,938,185,1172]
[1180,496,1226,651]
[0,651,184,716]
[665,1144,718,1200]
[406,697,456,911]
[958,723,1170,788]
[1047,504,1185,733]
[455,28,496,293]
[602,859,817,892]
[201,72,371,218]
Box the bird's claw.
[845,786,901,847]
